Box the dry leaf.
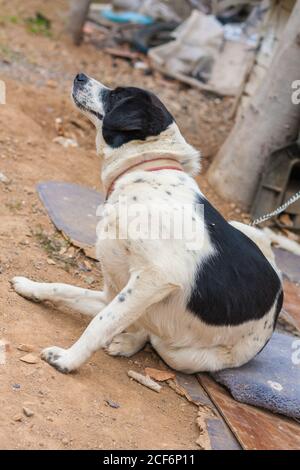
[279,214,293,227]
[145,367,175,382]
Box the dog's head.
[72,73,174,149]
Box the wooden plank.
[282,280,300,333]
[175,373,241,450]
[198,374,300,450]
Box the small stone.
[55,117,64,136]
[46,80,58,89]
[17,344,35,353]
[105,399,120,409]
[13,414,23,422]
[0,339,9,364]
[62,438,69,445]
[67,247,75,257]
[0,172,9,184]
[23,407,34,417]
[46,258,56,265]
[53,136,78,148]
[46,415,54,421]
[20,353,39,364]
[84,276,95,286]
[24,187,34,195]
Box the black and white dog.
[12,73,285,374]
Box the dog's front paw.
[41,346,73,374]
[11,276,40,302]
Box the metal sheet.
[199,374,300,450]
[37,182,104,258]
[274,247,300,284]
[175,373,241,450]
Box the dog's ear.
[102,91,174,148]
[104,97,145,131]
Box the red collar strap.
[105,157,184,200]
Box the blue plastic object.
[101,9,154,25]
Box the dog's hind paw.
[11,276,41,302]
[106,332,146,358]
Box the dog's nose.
[75,73,88,84]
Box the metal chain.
[250,190,300,226]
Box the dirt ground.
[0,0,241,450]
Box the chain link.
[250,190,300,226]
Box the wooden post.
[67,0,92,45]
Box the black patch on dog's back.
[187,195,282,326]
[102,87,174,148]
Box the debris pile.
[78,0,293,98]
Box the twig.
[128,370,162,393]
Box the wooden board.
[198,374,300,450]
[175,373,241,450]
[283,280,300,333]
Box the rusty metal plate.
[274,248,300,284]
[37,182,104,258]
[198,374,300,450]
[175,373,240,450]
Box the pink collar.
[105,157,184,200]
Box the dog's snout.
[75,73,88,84]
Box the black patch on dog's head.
[102,87,174,148]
